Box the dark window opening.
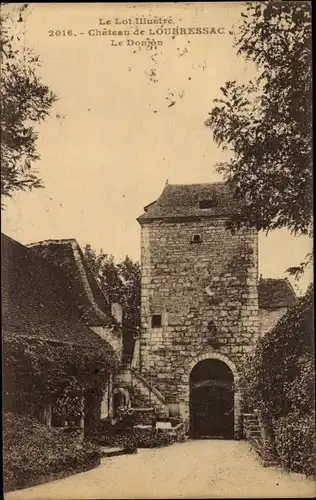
[151,314,162,328]
[199,199,216,209]
[207,320,217,333]
[191,234,202,244]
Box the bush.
[133,427,175,448]
[91,422,176,450]
[91,428,138,452]
[274,412,316,477]
[3,412,101,492]
[116,405,136,423]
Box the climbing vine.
[3,333,120,418]
[241,284,313,418]
[241,284,314,475]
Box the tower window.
[151,314,162,328]
[191,234,202,244]
[199,199,216,209]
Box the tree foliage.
[241,285,315,475]
[0,4,58,205]
[83,244,141,329]
[205,1,312,237]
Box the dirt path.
[5,440,315,499]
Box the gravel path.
[5,440,315,499]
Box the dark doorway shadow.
[190,359,234,439]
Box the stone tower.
[137,182,259,438]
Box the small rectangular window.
[191,234,202,244]
[151,314,162,328]
[199,199,216,209]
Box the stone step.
[244,419,259,425]
[116,371,169,419]
[249,430,262,437]
[130,389,168,418]
[100,446,129,457]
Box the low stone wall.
[133,408,155,426]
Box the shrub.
[91,428,138,452]
[132,427,175,448]
[274,411,315,477]
[116,405,136,424]
[3,412,101,492]
[151,429,175,447]
[91,423,176,450]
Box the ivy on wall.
[242,284,314,417]
[241,284,315,475]
[3,334,120,419]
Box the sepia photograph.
[1,2,314,498]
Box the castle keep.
[137,182,260,438]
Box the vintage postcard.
[1,2,314,499]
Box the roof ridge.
[283,276,297,298]
[72,242,113,315]
[260,277,288,282]
[26,238,77,247]
[167,181,226,187]
[1,233,28,251]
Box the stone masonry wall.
[139,218,259,430]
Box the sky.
[2,3,312,295]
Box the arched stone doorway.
[190,359,234,439]
[112,388,131,418]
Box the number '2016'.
[49,30,73,36]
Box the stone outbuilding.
[2,234,122,432]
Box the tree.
[116,256,141,329]
[83,244,141,329]
[205,2,312,239]
[0,4,58,206]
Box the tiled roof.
[1,234,118,353]
[26,239,112,326]
[259,278,297,309]
[137,182,242,222]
